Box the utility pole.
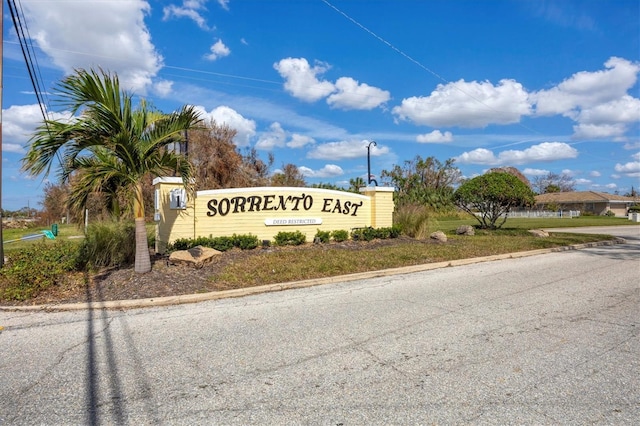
[1,0,5,268]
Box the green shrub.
[274,230,306,246]
[232,234,259,250]
[210,236,235,251]
[79,221,136,268]
[350,226,401,241]
[351,227,377,241]
[331,229,349,242]
[314,229,331,243]
[374,226,401,239]
[0,240,80,301]
[629,205,640,213]
[605,210,616,217]
[169,234,258,252]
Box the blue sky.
[2,0,639,211]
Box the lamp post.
[366,140,378,186]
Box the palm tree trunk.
[133,183,151,273]
[134,217,151,273]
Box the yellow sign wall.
[153,177,395,253]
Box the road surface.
[1,226,638,424]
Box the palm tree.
[22,68,202,273]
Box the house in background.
[535,191,638,217]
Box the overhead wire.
[7,0,65,172]
[320,0,546,139]
[7,0,50,121]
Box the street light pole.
[366,140,378,186]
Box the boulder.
[456,225,475,236]
[528,229,549,238]
[430,231,448,242]
[169,245,221,268]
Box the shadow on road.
[84,280,160,425]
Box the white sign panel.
[265,218,323,226]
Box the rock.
[169,245,221,268]
[528,229,549,238]
[430,231,448,242]
[456,225,475,236]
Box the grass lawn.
[212,218,628,290]
[1,223,83,254]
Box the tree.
[40,181,69,225]
[270,163,306,187]
[487,166,531,188]
[22,68,202,273]
[187,120,272,190]
[348,177,366,193]
[381,155,461,210]
[454,172,536,229]
[532,172,575,194]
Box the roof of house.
[535,191,638,204]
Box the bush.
[0,240,80,301]
[79,221,136,268]
[274,230,306,246]
[232,234,259,250]
[375,226,402,239]
[314,229,331,243]
[351,227,377,241]
[604,210,616,217]
[629,205,640,213]
[351,226,401,241]
[169,234,259,251]
[331,229,349,242]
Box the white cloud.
[274,58,335,102]
[287,134,315,149]
[196,105,256,147]
[533,57,640,139]
[23,0,163,93]
[326,77,390,110]
[163,0,210,30]
[456,142,579,166]
[576,95,640,125]
[393,79,531,128]
[206,39,231,61]
[307,139,389,160]
[614,161,640,177]
[2,104,71,152]
[256,122,287,150]
[217,0,230,11]
[575,178,592,185]
[153,79,174,97]
[523,168,549,176]
[416,130,453,143]
[533,57,639,116]
[633,152,640,161]
[589,170,601,177]
[274,58,389,111]
[299,164,344,178]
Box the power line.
[320,0,545,138]
[7,0,51,121]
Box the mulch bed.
[3,238,423,307]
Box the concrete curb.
[0,238,625,312]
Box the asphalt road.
[1,225,638,425]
